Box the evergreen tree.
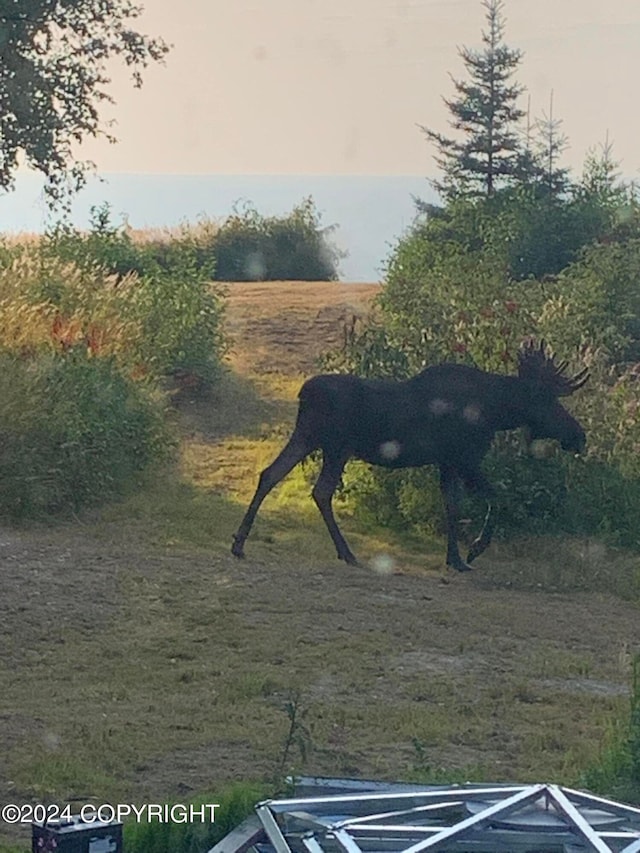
[526,92,571,197]
[576,138,626,209]
[421,0,526,199]
[573,139,640,242]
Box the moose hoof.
[448,559,473,573]
[466,541,485,564]
[231,536,245,559]
[339,551,359,566]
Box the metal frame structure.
[212,779,640,853]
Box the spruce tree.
[525,92,571,197]
[421,0,526,199]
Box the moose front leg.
[462,469,495,565]
[439,466,472,572]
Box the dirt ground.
[1,281,639,845]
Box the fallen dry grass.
[1,281,639,851]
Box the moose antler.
[518,338,589,397]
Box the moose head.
[517,339,589,453]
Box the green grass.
[2,331,640,851]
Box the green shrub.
[324,189,640,557]
[45,205,144,279]
[0,251,142,364]
[540,240,640,363]
[1,227,226,386]
[406,178,638,285]
[125,255,226,383]
[375,212,541,373]
[44,198,344,283]
[0,216,227,518]
[0,351,171,519]
[44,204,217,281]
[213,197,344,281]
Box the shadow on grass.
[468,535,640,601]
[96,475,249,553]
[170,368,300,442]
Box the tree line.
[325,0,640,556]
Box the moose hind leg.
[312,453,357,564]
[231,432,312,558]
[439,466,472,572]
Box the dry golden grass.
[0,231,41,246]
[126,218,221,244]
[0,254,141,361]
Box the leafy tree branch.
[0,0,169,205]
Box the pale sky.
[79,0,640,178]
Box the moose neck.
[492,375,544,432]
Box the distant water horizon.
[0,173,439,281]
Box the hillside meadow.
[1,278,639,851]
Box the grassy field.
[1,280,639,849]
